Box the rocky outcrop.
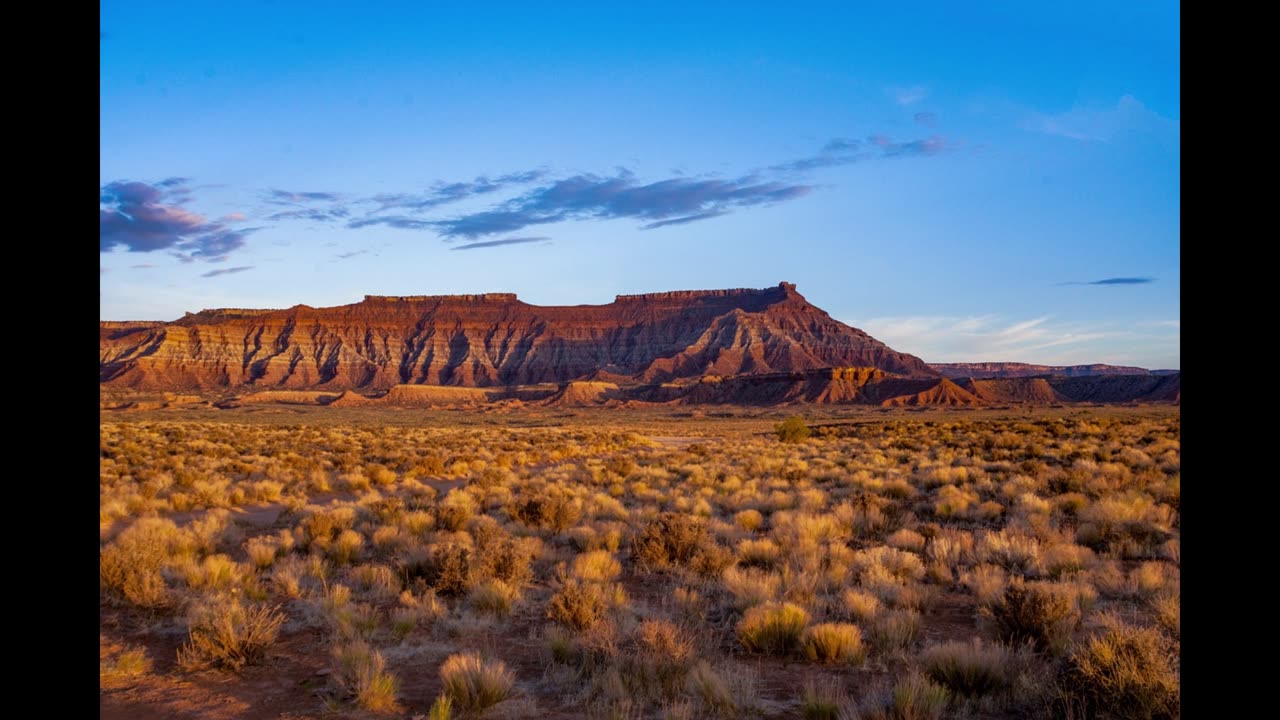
[100,282,936,391]
[958,378,1064,404]
[931,362,1162,379]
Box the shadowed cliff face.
[99,282,937,390]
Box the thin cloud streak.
[200,266,254,278]
[450,236,551,251]
[1060,277,1154,286]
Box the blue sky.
[100,1,1179,369]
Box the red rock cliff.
[99,282,937,390]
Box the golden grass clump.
[734,509,765,532]
[100,648,152,686]
[842,587,881,622]
[737,601,810,654]
[801,623,866,665]
[572,550,623,584]
[439,652,515,712]
[722,566,782,610]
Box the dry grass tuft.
[440,652,515,712]
[332,640,401,713]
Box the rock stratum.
[100,283,1179,408]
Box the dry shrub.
[177,598,285,671]
[440,652,515,711]
[1065,614,1179,719]
[737,602,810,654]
[852,546,926,584]
[427,543,473,596]
[547,578,606,630]
[962,564,1009,606]
[509,490,582,532]
[886,528,926,553]
[100,518,179,609]
[632,512,710,572]
[801,623,866,665]
[627,618,697,697]
[983,582,1080,656]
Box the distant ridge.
[930,362,1174,379]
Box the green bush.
[775,416,811,443]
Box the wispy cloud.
[770,134,950,173]
[267,207,352,222]
[334,250,370,260]
[870,134,947,157]
[450,236,551,251]
[200,266,254,278]
[891,86,928,106]
[361,171,813,239]
[1030,95,1177,142]
[860,315,1125,364]
[100,179,255,262]
[640,211,729,230]
[1061,277,1154,286]
[369,170,546,214]
[266,189,340,204]
[913,112,938,128]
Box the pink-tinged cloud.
[100,179,257,262]
[222,212,248,222]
